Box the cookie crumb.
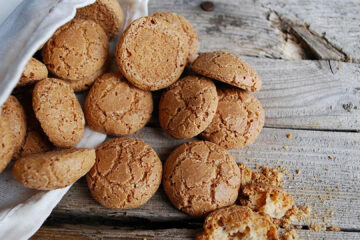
[309,223,326,232]
[295,169,301,174]
[286,133,292,139]
[283,145,289,150]
[328,226,341,232]
[328,155,334,160]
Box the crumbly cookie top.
[18,57,48,87]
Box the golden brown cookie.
[163,141,240,217]
[19,130,53,158]
[63,60,108,92]
[87,138,162,209]
[152,12,198,63]
[201,88,265,149]
[33,78,85,147]
[1,96,27,158]
[76,0,124,38]
[116,16,188,91]
[159,76,218,139]
[196,206,279,240]
[85,72,153,136]
[192,52,262,92]
[0,119,16,173]
[12,148,95,190]
[240,183,294,219]
[42,19,109,81]
[18,58,48,87]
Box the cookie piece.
[116,16,188,91]
[0,120,16,173]
[85,72,153,136]
[76,0,124,38]
[19,130,53,158]
[63,60,108,92]
[12,148,95,190]
[192,52,262,92]
[1,96,27,158]
[33,78,85,147]
[196,205,279,240]
[152,12,198,63]
[18,58,48,87]
[159,76,218,139]
[201,88,265,149]
[42,19,109,81]
[87,138,162,209]
[240,183,294,219]
[163,141,240,217]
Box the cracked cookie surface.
[159,76,218,139]
[163,141,240,217]
[33,78,85,148]
[12,148,95,190]
[86,137,162,209]
[192,52,262,92]
[85,72,153,136]
[116,16,188,91]
[1,96,27,158]
[18,57,48,87]
[201,88,265,149]
[196,205,278,240]
[152,12,199,63]
[42,19,109,81]
[76,0,123,38]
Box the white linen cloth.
[0,0,148,239]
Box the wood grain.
[53,127,360,229]
[32,225,360,240]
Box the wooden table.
[32,0,360,239]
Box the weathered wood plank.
[54,127,360,229]
[32,225,360,240]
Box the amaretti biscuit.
[152,12,198,63]
[0,119,15,173]
[12,148,95,190]
[196,206,279,240]
[163,141,240,217]
[18,57,48,87]
[42,19,109,81]
[76,0,124,38]
[240,183,294,219]
[159,76,218,139]
[1,96,27,158]
[192,52,262,92]
[87,138,162,209]
[116,16,188,91]
[201,88,265,149]
[84,72,153,136]
[33,78,85,147]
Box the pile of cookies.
[0,0,299,239]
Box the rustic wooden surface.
[32,0,360,239]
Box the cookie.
[159,76,218,139]
[163,141,240,217]
[1,96,27,158]
[18,58,48,87]
[116,16,188,91]
[240,183,294,219]
[75,0,124,38]
[85,72,153,136]
[192,52,262,92]
[33,78,85,147]
[87,138,162,209]
[12,148,95,190]
[196,206,279,240]
[201,88,265,149]
[19,130,53,158]
[0,119,16,173]
[152,12,198,63]
[42,19,109,81]
[63,60,108,92]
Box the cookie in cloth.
[116,16,188,91]
[84,72,153,136]
[192,52,262,92]
[159,76,218,139]
[201,88,265,149]
[17,57,48,87]
[87,137,162,209]
[163,141,240,217]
